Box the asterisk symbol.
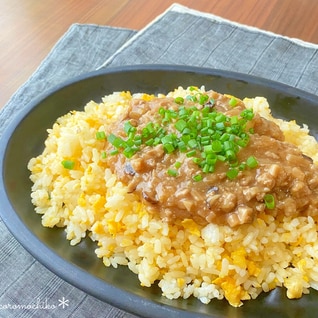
[58,297,69,309]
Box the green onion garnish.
[175,161,182,169]
[226,168,239,180]
[175,97,184,105]
[123,147,137,158]
[246,156,258,168]
[241,109,254,120]
[103,93,257,180]
[163,143,175,154]
[61,160,75,170]
[193,174,203,182]
[108,134,124,148]
[199,94,209,105]
[211,140,222,152]
[264,194,275,209]
[229,97,238,107]
[96,131,106,140]
[167,169,178,177]
[109,149,119,156]
[186,150,197,157]
[101,151,107,159]
[175,119,187,132]
[124,121,136,134]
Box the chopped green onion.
[202,164,210,173]
[188,139,198,149]
[167,169,178,177]
[61,160,75,170]
[226,149,236,161]
[239,163,246,170]
[175,119,187,132]
[108,134,124,148]
[204,145,213,154]
[241,109,254,120]
[109,149,119,155]
[192,157,201,165]
[134,135,142,146]
[236,138,249,148]
[201,135,210,145]
[229,97,238,107]
[96,131,106,140]
[175,161,182,169]
[186,150,197,157]
[226,168,239,180]
[145,138,154,146]
[217,155,226,162]
[264,194,275,209]
[211,140,222,152]
[145,122,155,135]
[104,90,257,180]
[163,143,175,154]
[199,94,209,105]
[215,113,226,123]
[124,121,136,134]
[177,140,187,152]
[215,122,225,130]
[101,151,107,159]
[246,156,258,168]
[123,147,138,158]
[186,95,197,102]
[175,97,184,105]
[231,116,239,125]
[182,127,192,135]
[161,135,173,145]
[193,174,203,182]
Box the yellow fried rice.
[28,87,318,307]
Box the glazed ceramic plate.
[1,65,318,318]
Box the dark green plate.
[1,65,318,318]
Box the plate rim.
[1,64,318,318]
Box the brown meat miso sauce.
[103,89,318,228]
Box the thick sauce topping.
[106,91,318,227]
